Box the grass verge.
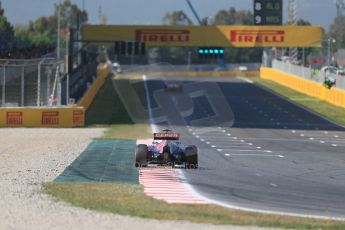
[44,182,345,230]
[98,123,151,140]
[253,78,345,126]
[85,77,133,126]
[85,76,151,139]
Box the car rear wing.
[153,132,180,140]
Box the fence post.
[57,77,61,106]
[66,73,69,105]
[302,64,305,78]
[37,59,45,107]
[2,65,5,106]
[37,62,41,106]
[21,66,25,106]
[47,67,52,105]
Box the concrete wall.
[78,63,110,110]
[0,107,84,127]
[261,67,345,109]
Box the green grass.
[44,182,345,230]
[99,124,151,140]
[254,78,345,126]
[85,77,133,126]
[85,76,151,139]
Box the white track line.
[237,77,254,84]
[140,76,208,204]
[141,76,208,204]
[142,76,345,219]
[226,154,284,158]
[179,168,345,221]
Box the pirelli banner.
[0,107,85,128]
[83,25,323,48]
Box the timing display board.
[254,0,283,25]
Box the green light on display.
[198,47,225,59]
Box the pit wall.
[0,107,84,127]
[78,63,111,110]
[260,67,345,109]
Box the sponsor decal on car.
[153,132,180,140]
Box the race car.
[135,129,198,168]
[164,83,183,92]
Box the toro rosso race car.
[164,83,183,92]
[135,130,198,168]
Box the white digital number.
[255,16,262,24]
[255,2,262,11]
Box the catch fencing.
[0,58,65,107]
[272,59,345,90]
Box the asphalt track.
[144,76,345,219]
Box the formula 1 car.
[135,129,198,168]
[164,83,183,92]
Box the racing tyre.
[184,145,198,169]
[135,144,148,167]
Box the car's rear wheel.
[184,145,198,169]
[135,144,148,167]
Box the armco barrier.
[260,67,345,109]
[123,71,259,78]
[161,71,260,78]
[78,63,110,110]
[0,107,84,127]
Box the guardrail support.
[2,65,5,106]
[21,66,25,106]
[66,73,69,105]
[37,59,46,107]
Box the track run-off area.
[142,76,345,220]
